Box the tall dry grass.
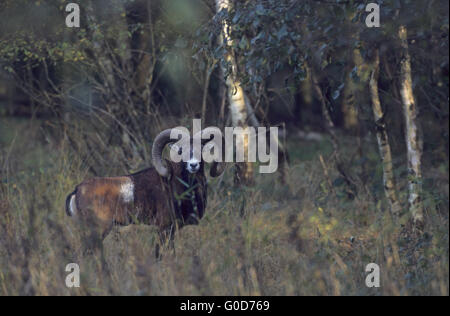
[0,117,448,296]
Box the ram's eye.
[178,148,182,155]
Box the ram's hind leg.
[78,213,113,256]
[78,221,114,283]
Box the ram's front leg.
[155,225,176,259]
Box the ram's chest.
[172,175,207,220]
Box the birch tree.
[341,22,364,132]
[369,49,402,217]
[398,25,424,228]
[215,0,254,185]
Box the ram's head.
[151,127,225,178]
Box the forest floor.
[0,117,448,295]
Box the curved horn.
[194,127,226,177]
[152,128,189,177]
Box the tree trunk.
[201,59,216,123]
[341,50,360,132]
[227,77,254,186]
[398,25,424,228]
[341,23,368,133]
[310,67,339,154]
[134,0,156,106]
[369,49,402,217]
[215,0,253,185]
[310,65,357,198]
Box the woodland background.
[0,0,448,295]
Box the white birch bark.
[369,49,402,217]
[215,0,253,184]
[398,25,424,226]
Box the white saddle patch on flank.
[120,179,134,203]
